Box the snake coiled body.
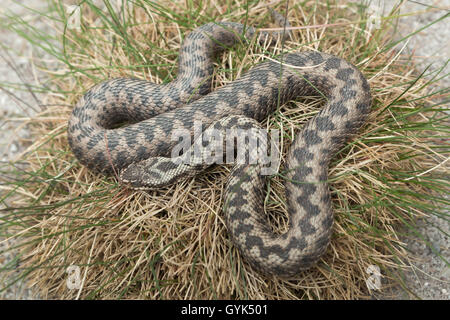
[68,21,371,277]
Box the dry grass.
[1,0,448,299]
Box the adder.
[67,13,372,277]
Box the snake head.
[119,157,196,190]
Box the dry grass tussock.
[1,0,448,299]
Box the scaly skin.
[68,21,371,277]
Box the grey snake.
[67,19,372,277]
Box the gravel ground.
[380,0,449,300]
[0,0,448,299]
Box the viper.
[67,17,371,277]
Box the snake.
[67,16,372,277]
